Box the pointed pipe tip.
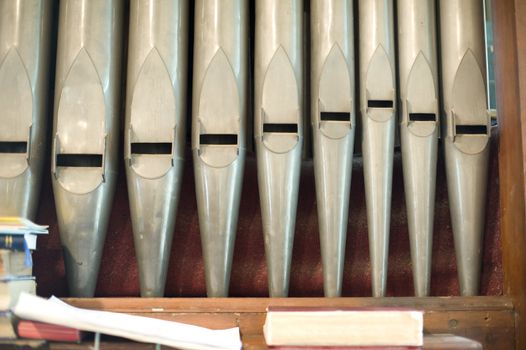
[458,266,481,296]
[68,288,96,298]
[266,246,294,298]
[140,288,164,298]
[66,275,97,298]
[324,288,342,298]
[207,288,229,298]
[269,287,289,298]
[267,274,291,298]
[320,252,346,298]
[372,274,387,297]
[460,288,479,297]
[414,285,430,298]
[204,274,232,298]
[63,248,101,298]
[372,290,386,298]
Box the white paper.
[13,293,242,350]
[23,233,37,250]
[0,217,49,234]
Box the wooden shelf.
[56,296,514,349]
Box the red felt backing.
[33,132,501,298]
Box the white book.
[263,307,424,347]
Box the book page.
[13,293,242,350]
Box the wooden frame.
[493,0,526,349]
[44,1,525,349]
[60,297,514,349]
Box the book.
[0,279,35,310]
[266,334,483,350]
[13,293,242,350]
[17,320,83,342]
[0,312,17,339]
[0,236,28,253]
[0,217,48,251]
[423,334,482,349]
[0,236,33,268]
[268,347,418,349]
[0,250,32,278]
[263,307,423,347]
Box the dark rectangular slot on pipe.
[0,141,27,154]
[56,154,103,167]
[455,125,488,135]
[200,134,238,145]
[368,100,393,108]
[131,142,172,155]
[409,113,437,122]
[263,123,298,133]
[320,112,350,121]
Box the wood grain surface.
[493,0,526,349]
[55,297,514,350]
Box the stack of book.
[0,218,85,343]
[16,319,83,342]
[0,217,47,339]
[263,307,424,349]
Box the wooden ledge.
[63,296,514,314]
[59,296,514,349]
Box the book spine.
[0,235,27,252]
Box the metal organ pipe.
[255,0,304,297]
[358,0,397,298]
[192,0,248,297]
[125,0,189,297]
[0,0,53,220]
[398,0,439,297]
[51,0,124,297]
[439,0,490,296]
[311,0,355,298]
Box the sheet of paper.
[13,293,242,350]
[0,217,49,235]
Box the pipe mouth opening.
[320,112,351,122]
[131,142,172,155]
[455,125,488,135]
[409,113,437,122]
[56,154,103,168]
[199,134,238,146]
[368,100,394,109]
[263,123,298,133]
[0,141,28,154]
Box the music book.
[263,307,423,348]
[17,320,84,342]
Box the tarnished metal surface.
[255,0,303,297]
[52,0,124,297]
[358,0,396,297]
[0,0,53,220]
[192,0,247,297]
[310,0,355,297]
[125,0,188,297]
[398,0,439,297]
[440,0,490,296]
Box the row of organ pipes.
[0,0,490,298]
